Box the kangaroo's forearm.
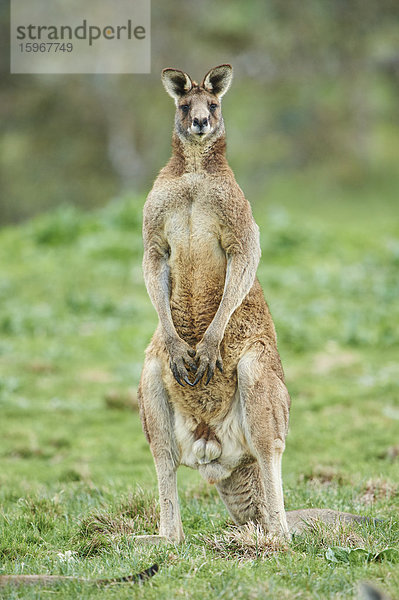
[206,249,259,342]
[143,254,178,343]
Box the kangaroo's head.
[161,64,233,143]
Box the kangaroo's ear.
[162,68,193,100]
[202,64,233,98]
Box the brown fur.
[138,65,290,542]
[137,65,374,544]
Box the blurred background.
[1,0,399,223]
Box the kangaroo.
[138,64,290,542]
[137,65,380,545]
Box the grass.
[0,172,398,599]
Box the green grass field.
[0,174,398,599]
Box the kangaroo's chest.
[164,175,224,264]
[162,174,227,342]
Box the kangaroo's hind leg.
[216,461,270,525]
[137,356,184,543]
[230,341,290,536]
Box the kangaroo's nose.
[193,117,208,129]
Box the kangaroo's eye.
[209,103,218,112]
[180,104,190,114]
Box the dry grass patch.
[104,388,139,411]
[299,464,349,486]
[74,490,159,556]
[358,479,398,505]
[378,445,399,462]
[200,522,289,562]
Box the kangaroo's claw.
[170,362,185,386]
[205,365,214,385]
[167,337,197,386]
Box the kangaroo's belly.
[165,203,226,345]
[157,278,277,422]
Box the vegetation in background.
[0,179,398,598]
[1,0,399,222]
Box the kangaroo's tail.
[286,508,380,535]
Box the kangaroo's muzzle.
[190,116,211,136]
